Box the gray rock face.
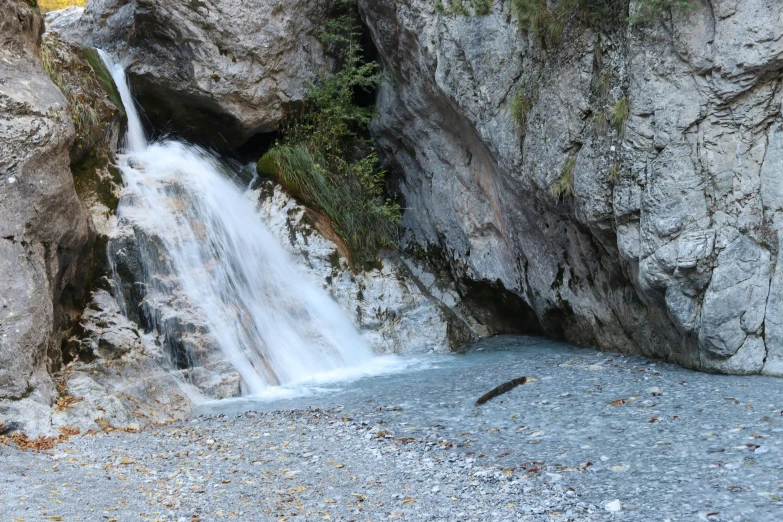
[108,225,244,400]
[0,0,92,409]
[254,182,475,355]
[359,0,783,374]
[75,0,333,148]
[50,290,194,433]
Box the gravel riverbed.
[3,336,783,521]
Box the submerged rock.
[359,0,783,374]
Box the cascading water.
[99,52,376,396]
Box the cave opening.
[458,278,546,338]
[232,129,281,165]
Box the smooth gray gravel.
[3,336,783,521]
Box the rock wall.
[73,0,334,149]
[44,0,783,377]
[0,0,94,433]
[358,0,783,374]
[255,181,467,355]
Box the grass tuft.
[259,146,399,267]
[511,91,534,128]
[611,96,629,137]
[259,0,399,268]
[551,155,577,200]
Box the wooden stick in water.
[475,376,527,406]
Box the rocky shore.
[4,337,782,521]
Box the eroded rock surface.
[72,0,333,148]
[50,290,194,433]
[41,16,125,238]
[359,0,783,374]
[0,0,93,432]
[254,182,473,354]
[108,225,244,400]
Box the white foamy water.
[99,52,386,396]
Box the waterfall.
[99,52,375,396]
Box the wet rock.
[52,290,194,431]
[254,182,476,354]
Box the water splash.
[99,51,375,396]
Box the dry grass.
[38,0,87,14]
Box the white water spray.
[99,52,375,395]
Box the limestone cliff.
[0,0,93,433]
[75,0,334,149]
[70,0,783,375]
[359,0,783,374]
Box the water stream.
[99,52,381,396]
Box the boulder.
[74,0,334,149]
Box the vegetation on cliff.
[38,0,85,13]
[40,33,123,161]
[435,0,698,36]
[258,0,399,268]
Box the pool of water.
[197,335,783,521]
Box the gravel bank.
[2,408,597,521]
[3,336,783,521]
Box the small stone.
[604,499,622,512]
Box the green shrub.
[260,0,399,267]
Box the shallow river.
[200,335,783,521]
